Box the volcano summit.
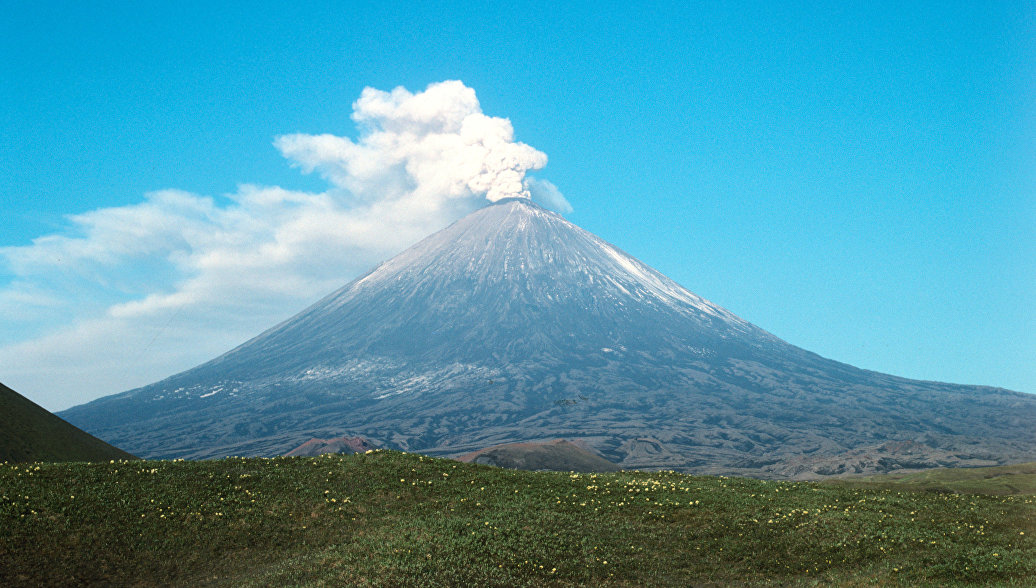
[61,198,1036,477]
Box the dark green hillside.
[2,451,1033,586]
[0,382,136,463]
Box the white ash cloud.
[275,80,550,206]
[0,81,566,410]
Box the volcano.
[60,198,1036,477]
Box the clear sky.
[2,1,1033,411]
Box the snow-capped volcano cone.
[61,198,1036,476]
[204,197,776,378]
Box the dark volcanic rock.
[759,440,1003,480]
[59,198,1036,476]
[457,439,620,472]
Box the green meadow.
[2,451,1033,586]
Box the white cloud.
[275,80,549,204]
[0,80,568,411]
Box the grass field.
[2,451,1033,586]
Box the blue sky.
[2,1,1033,410]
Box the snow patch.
[593,238,751,329]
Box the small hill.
[0,382,136,463]
[457,439,620,472]
[284,436,377,457]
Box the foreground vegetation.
[1,451,1034,586]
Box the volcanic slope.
[60,199,1036,477]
